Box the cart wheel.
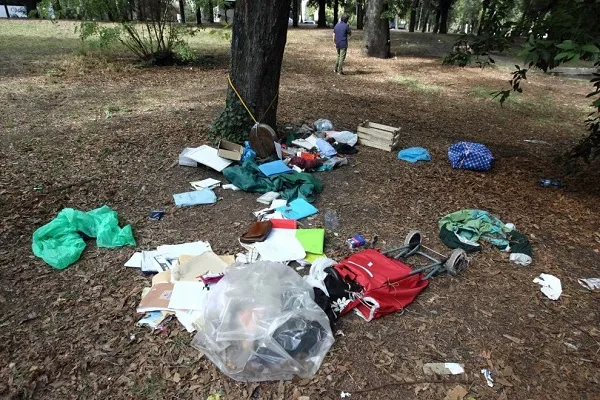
[403,230,422,256]
[445,248,468,276]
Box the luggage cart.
[382,230,469,280]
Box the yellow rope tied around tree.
[227,75,279,126]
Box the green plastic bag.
[32,206,136,269]
[222,159,323,203]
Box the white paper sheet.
[124,252,143,268]
[175,310,203,332]
[270,199,287,209]
[254,228,306,262]
[168,281,209,311]
[157,241,212,258]
[186,145,233,172]
[533,273,562,300]
[190,178,221,190]
[171,251,228,281]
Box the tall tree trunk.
[178,0,185,23]
[438,0,450,34]
[207,0,214,23]
[421,11,429,32]
[432,6,441,33]
[356,0,364,29]
[317,0,326,27]
[212,0,291,140]
[363,0,390,58]
[292,0,299,27]
[4,4,10,18]
[333,0,338,24]
[196,6,202,25]
[409,0,419,32]
[477,0,489,35]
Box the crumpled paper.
[533,273,562,300]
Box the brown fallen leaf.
[172,372,181,383]
[443,385,468,400]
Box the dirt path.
[1,21,599,400]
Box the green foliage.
[210,97,254,144]
[443,34,509,68]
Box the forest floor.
[1,20,599,400]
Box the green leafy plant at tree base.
[210,96,254,144]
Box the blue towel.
[276,198,318,220]
[258,160,293,177]
[173,189,217,207]
[397,147,431,163]
[316,138,338,157]
[448,142,493,171]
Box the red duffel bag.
[334,249,428,321]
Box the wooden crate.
[357,121,401,152]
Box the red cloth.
[334,249,428,321]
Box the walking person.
[333,14,351,75]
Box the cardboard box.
[218,139,244,161]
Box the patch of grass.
[394,75,443,94]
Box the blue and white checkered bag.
[448,142,493,171]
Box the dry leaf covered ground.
[1,20,599,400]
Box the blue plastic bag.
[448,142,493,171]
[314,119,333,132]
[397,147,431,163]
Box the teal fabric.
[222,159,323,203]
[439,209,511,249]
[438,209,532,257]
[32,206,136,269]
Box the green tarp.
[32,206,136,269]
[222,160,323,203]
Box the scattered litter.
[357,121,401,152]
[346,234,367,249]
[173,189,217,207]
[578,278,600,291]
[241,141,257,162]
[448,142,493,171]
[423,362,465,375]
[179,147,199,167]
[222,183,240,191]
[326,130,358,146]
[397,147,431,163]
[340,392,351,398]
[270,218,297,229]
[185,145,233,172]
[443,385,469,400]
[314,118,334,131]
[509,253,532,266]
[190,178,221,190]
[276,198,319,220]
[32,206,136,269]
[253,228,306,262]
[533,273,562,300]
[539,179,564,188]
[304,258,337,296]
[316,138,337,157]
[336,330,345,336]
[323,209,340,231]
[296,229,325,254]
[292,138,316,150]
[191,261,334,381]
[249,123,278,158]
[169,281,208,310]
[295,265,305,271]
[137,310,170,329]
[524,139,550,144]
[270,198,287,209]
[258,160,293,176]
[137,282,174,313]
[481,368,494,387]
[124,252,143,268]
[171,251,228,281]
[217,139,243,161]
[256,191,280,205]
[149,210,165,220]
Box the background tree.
[363,0,390,58]
[211,0,292,143]
[356,0,364,29]
[409,0,419,31]
[292,0,300,27]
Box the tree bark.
[363,0,390,58]
[432,6,441,33]
[196,6,202,25]
[4,4,10,18]
[317,0,326,27]
[438,0,451,34]
[292,0,299,27]
[333,0,338,24]
[356,0,364,29]
[409,0,419,32]
[206,0,214,23]
[421,11,429,32]
[178,0,186,23]
[477,0,489,35]
[212,0,291,137]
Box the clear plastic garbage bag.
[191,262,334,382]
